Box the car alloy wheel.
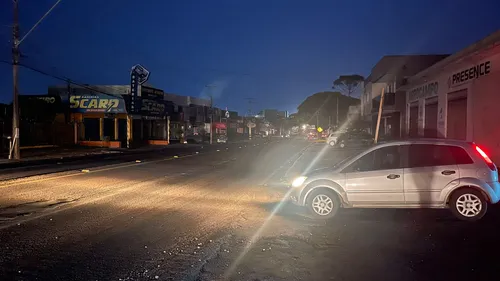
[307,189,340,219]
[449,188,487,221]
[312,194,334,216]
[329,141,335,147]
[339,142,345,148]
[456,194,482,217]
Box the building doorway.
[447,90,467,140]
[424,98,438,138]
[409,104,418,137]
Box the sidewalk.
[0,140,252,170]
[0,145,171,169]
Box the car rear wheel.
[307,189,340,219]
[339,142,345,148]
[449,188,487,221]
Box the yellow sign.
[317,127,323,133]
[69,95,125,113]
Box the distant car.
[326,132,342,146]
[217,135,227,143]
[334,131,373,148]
[307,132,319,141]
[186,134,203,144]
[290,139,500,221]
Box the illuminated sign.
[69,94,127,113]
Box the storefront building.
[49,85,129,148]
[361,55,448,139]
[49,84,172,148]
[402,30,500,161]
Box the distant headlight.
[291,176,307,187]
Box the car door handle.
[387,174,400,179]
[441,170,456,175]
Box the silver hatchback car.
[290,139,500,221]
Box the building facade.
[402,30,500,162]
[361,55,449,139]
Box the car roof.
[375,138,472,147]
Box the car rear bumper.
[485,181,500,204]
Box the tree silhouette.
[296,91,359,128]
[333,74,364,97]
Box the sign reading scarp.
[69,94,127,113]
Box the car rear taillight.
[474,145,496,171]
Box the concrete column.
[74,122,78,144]
[148,120,153,139]
[166,116,170,141]
[126,115,133,148]
[140,119,144,140]
[114,118,119,140]
[99,118,104,140]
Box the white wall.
[405,44,500,148]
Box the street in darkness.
[0,140,499,281]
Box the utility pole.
[210,95,213,144]
[374,88,385,143]
[10,0,20,160]
[336,95,339,127]
[205,84,216,145]
[9,0,63,160]
[244,98,255,117]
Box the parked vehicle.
[334,131,373,148]
[217,134,227,143]
[185,134,203,144]
[290,139,500,221]
[326,132,342,146]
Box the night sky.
[0,0,499,114]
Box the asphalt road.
[1,140,500,281]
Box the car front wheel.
[329,141,335,147]
[449,188,488,221]
[307,189,340,219]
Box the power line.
[1,59,124,98]
[18,0,63,46]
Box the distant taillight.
[475,145,496,171]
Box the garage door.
[447,90,467,140]
[424,99,438,138]
[409,105,418,137]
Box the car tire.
[306,189,340,219]
[339,142,345,148]
[329,141,335,147]
[449,188,488,222]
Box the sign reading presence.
[449,60,491,88]
[69,94,127,113]
[408,81,438,102]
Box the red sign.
[214,122,227,129]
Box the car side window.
[407,144,458,168]
[449,146,474,164]
[343,145,401,173]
